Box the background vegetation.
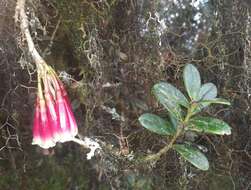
[0,0,250,189]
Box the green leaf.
[154,93,182,120]
[169,113,179,129]
[198,83,217,101]
[187,116,231,135]
[193,98,230,114]
[173,144,209,171]
[139,113,175,135]
[153,83,187,120]
[194,83,217,113]
[153,82,189,107]
[200,98,231,105]
[183,64,201,100]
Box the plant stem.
[15,0,46,69]
[184,103,196,123]
[144,104,196,162]
[144,127,183,162]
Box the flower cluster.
[32,64,78,149]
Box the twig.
[72,137,101,160]
[15,0,46,69]
[42,16,61,56]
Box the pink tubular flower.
[48,72,78,141]
[32,97,56,149]
[32,65,78,149]
[18,0,100,157]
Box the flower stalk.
[144,105,196,162]
[15,0,100,159]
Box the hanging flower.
[32,64,78,149]
[17,0,100,158]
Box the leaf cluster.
[139,64,231,170]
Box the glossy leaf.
[193,83,218,113]
[153,83,184,120]
[183,64,201,100]
[200,98,231,105]
[187,116,231,135]
[169,113,179,129]
[197,83,217,101]
[139,113,175,135]
[153,82,189,107]
[173,144,209,171]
